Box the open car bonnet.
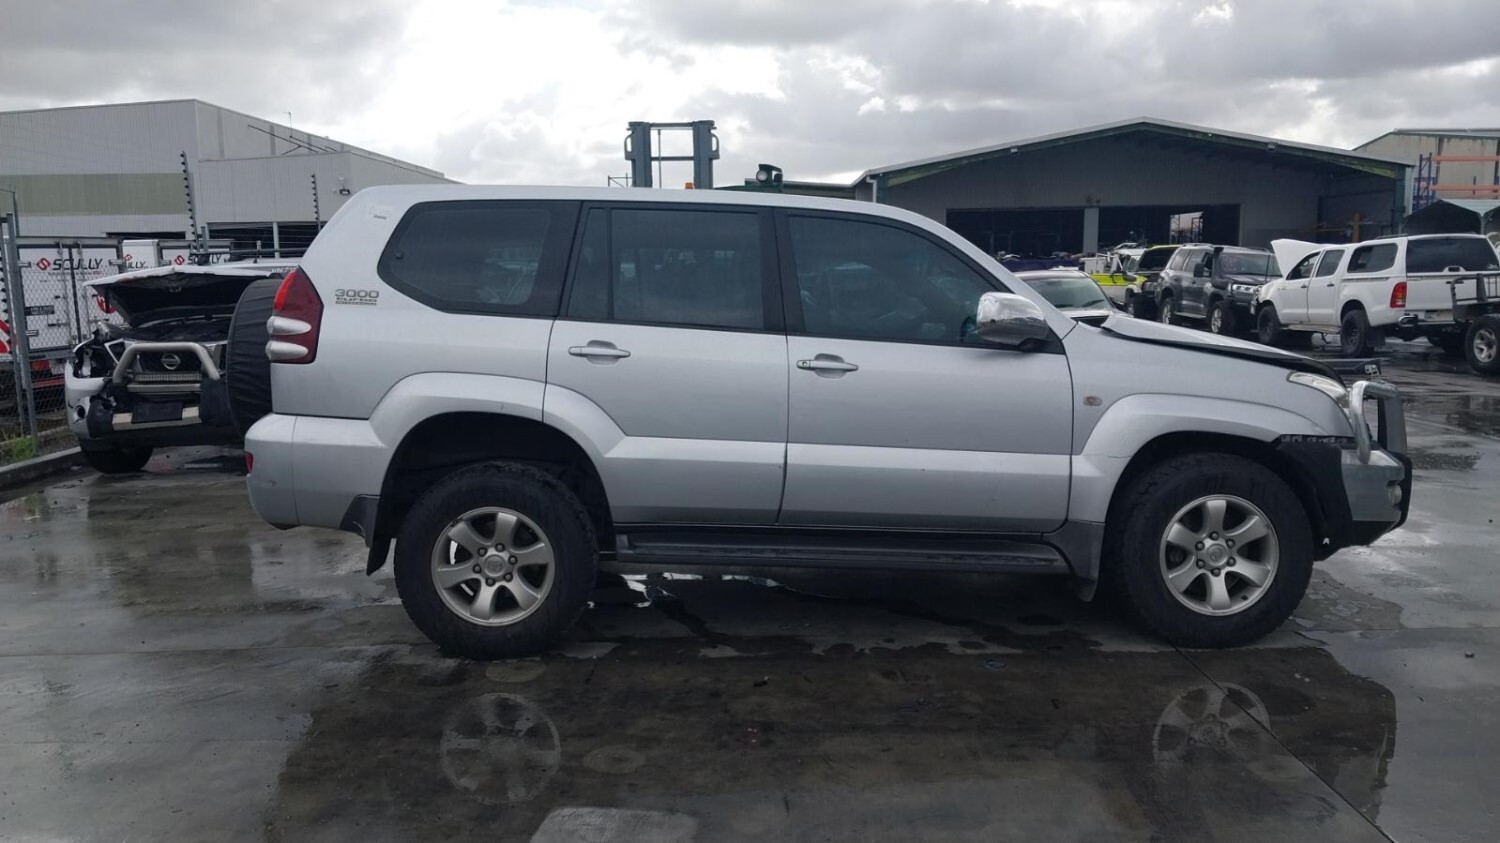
[1100,314,1340,380]
[1270,239,1327,276]
[85,262,295,326]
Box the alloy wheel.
[431,507,556,626]
[1474,327,1498,364]
[1158,495,1279,617]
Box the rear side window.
[1314,250,1344,277]
[1406,237,1500,273]
[378,201,576,315]
[566,207,768,330]
[1347,243,1397,274]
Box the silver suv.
[239,186,1410,659]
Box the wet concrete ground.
[2,344,1498,841]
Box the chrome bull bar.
[1348,380,1406,464]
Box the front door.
[546,205,788,525]
[1278,251,1320,322]
[777,212,1073,532]
[1305,248,1347,326]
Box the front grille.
[136,351,203,374]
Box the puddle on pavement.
[247,643,1397,841]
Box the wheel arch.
[1340,298,1366,320]
[369,411,613,574]
[1103,433,1326,558]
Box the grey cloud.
[0,1,407,124]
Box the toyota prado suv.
[234,186,1410,660]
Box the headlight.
[1288,371,1348,409]
[1230,283,1258,296]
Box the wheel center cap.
[1206,544,1228,565]
[481,553,508,576]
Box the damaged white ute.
[65,262,293,473]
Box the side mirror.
[1193,265,1208,278]
[975,292,1051,349]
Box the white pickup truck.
[1253,234,1500,373]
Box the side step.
[612,529,1071,575]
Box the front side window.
[567,207,766,330]
[788,215,998,344]
[1314,250,1344,277]
[1286,253,1319,281]
[378,201,572,314]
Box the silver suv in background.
[237,186,1410,660]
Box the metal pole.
[1,211,38,443]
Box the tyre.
[1103,453,1313,648]
[1128,293,1156,319]
[82,445,153,474]
[394,462,597,660]
[1207,299,1236,336]
[1158,296,1177,326]
[1255,305,1284,346]
[1465,314,1500,376]
[1428,331,1465,358]
[1339,307,1379,357]
[226,277,282,437]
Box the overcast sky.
[3,0,1498,187]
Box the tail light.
[1389,281,1407,309]
[94,294,115,314]
[245,452,254,474]
[266,267,323,364]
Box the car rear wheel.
[394,462,596,660]
[226,277,282,437]
[1465,315,1500,376]
[82,445,153,474]
[1103,453,1313,648]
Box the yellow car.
[1088,244,1179,318]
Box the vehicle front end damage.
[64,262,294,459]
[66,330,236,448]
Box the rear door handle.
[569,341,631,362]
[797,354,859,375]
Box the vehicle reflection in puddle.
[264,643,1395,841]
[440,692,561,804]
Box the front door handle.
[797,354,859,376]
[569,341,631,362]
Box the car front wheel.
[1208,300,1236,335]
[1158,297,1177,326]
[1104,453,1313,648]
[394,462,596,660]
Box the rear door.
[776,210,1072,532]
[1305,248,1346,325]
[546,204,787,525]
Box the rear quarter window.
[377,200,577,315]
[1406,237,1500,273]
[1346,243,1397,274]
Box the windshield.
[1024,275,1111,310]
[1136,248,1175,272]
[1407,237,1500,273]
[1218,252,1280,277]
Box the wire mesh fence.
[2,223,126,465]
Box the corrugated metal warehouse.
[1358,128,1500,211]
[0,99,450,253]
[852,118,1410,256]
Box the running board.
[612,529,1071,574]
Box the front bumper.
[1279,379,1410,556]
[65,340,235,446]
